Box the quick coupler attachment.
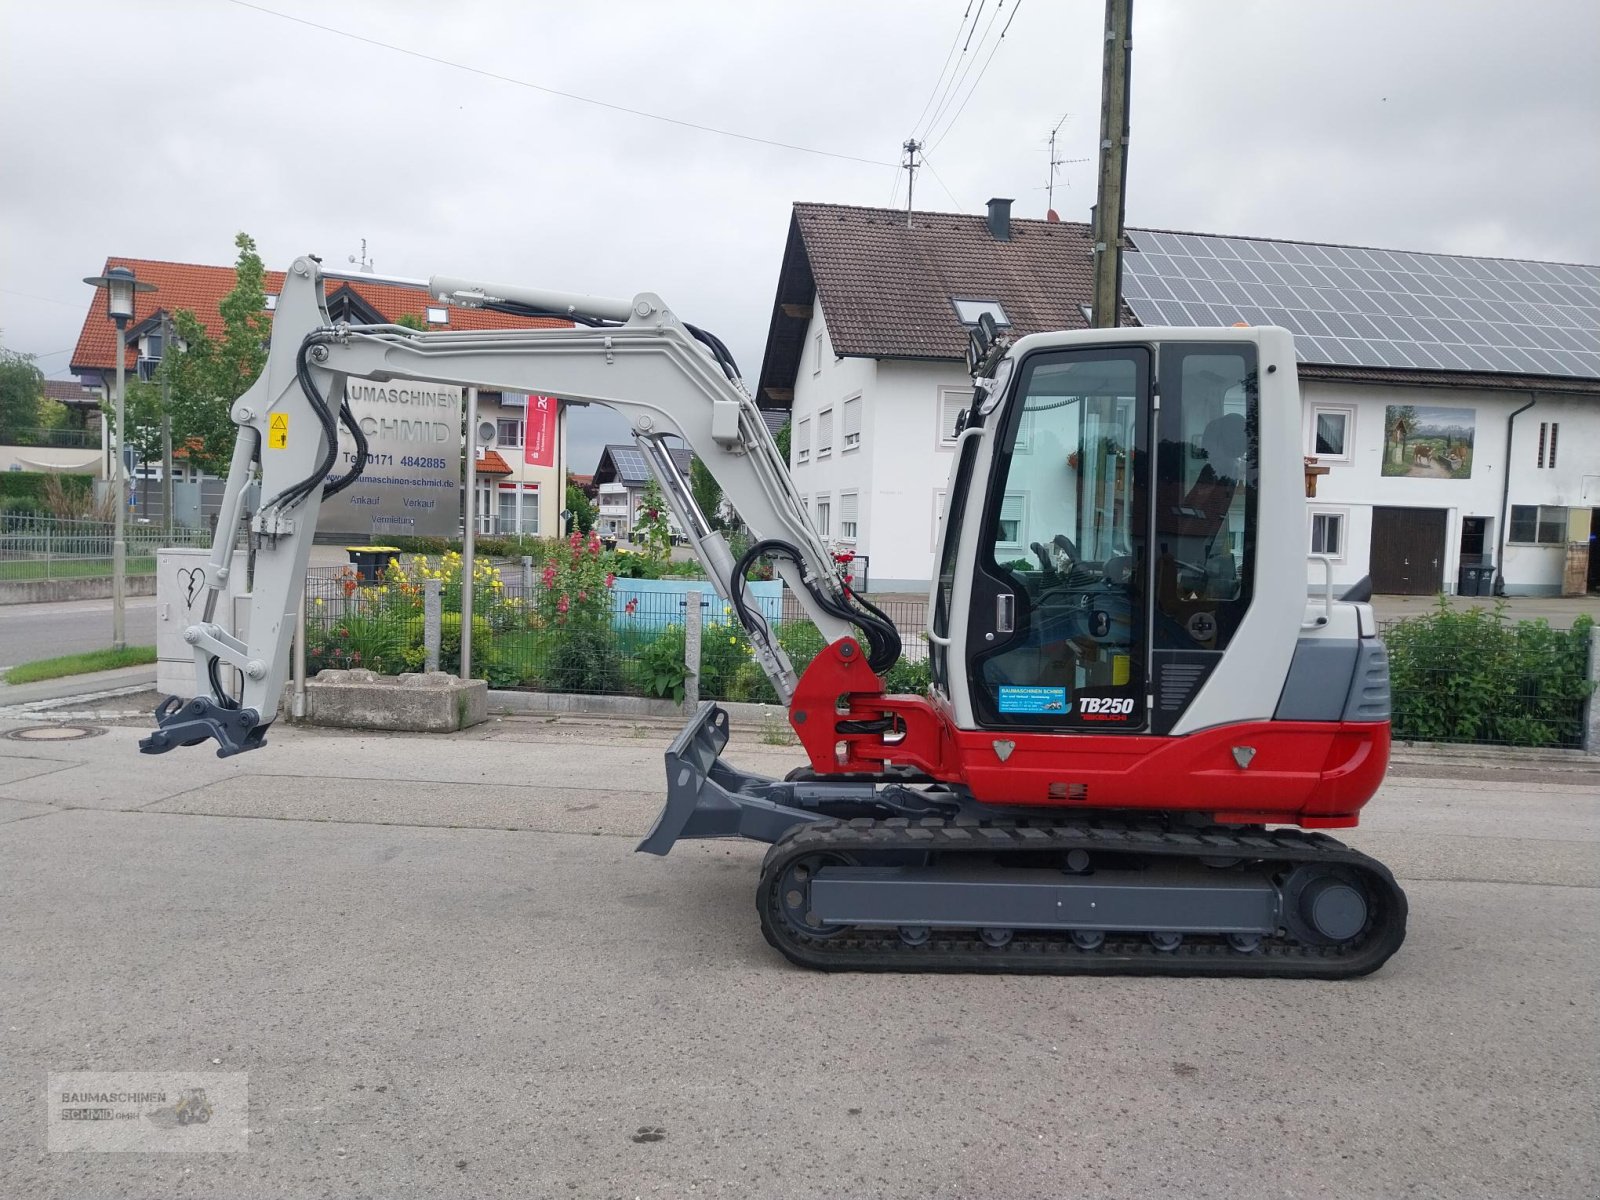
[139,695,269,759]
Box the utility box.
[156,548,249,698]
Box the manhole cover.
[5,724,106,742]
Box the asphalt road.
[0,718,1595,1199]
[0,596,157,669]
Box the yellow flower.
[728,636,737,645]
[314,597,324,606]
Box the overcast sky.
[2,0,1596,470]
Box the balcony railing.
[3,427,101,449]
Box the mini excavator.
[140,257,1407,977]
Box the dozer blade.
[636,702,824,856]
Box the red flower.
[624,598,638,615]
[557,595,570,614]
[541,564,557,589]
[605,572,616,587]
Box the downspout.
[1495,392,1537,596]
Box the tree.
[565,482,596,535]
[394,312,427,331]
[0,343,45,443]
[158,232,271,476]
[689,455,724,530]
[774,421,791,466]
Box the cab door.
[963,346,1152,732]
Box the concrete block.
[303,669,487,733]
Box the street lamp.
[83,264,157,651]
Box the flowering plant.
[536,530,616,627]
[632,478,674,565]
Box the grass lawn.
[4,645,157,685]
[0,556,157,582]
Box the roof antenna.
[1046,113,1069,219]
[348,238,374,273]
[901,139,923,227]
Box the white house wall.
[787,305,1595,595]
[1302,380,1597,596]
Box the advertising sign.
[525,394,558,468]
[319,379,463,539]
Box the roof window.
[264,294,278,310]
[951,298,1010,328]
[427,306,449,324]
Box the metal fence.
[0,515,211,581]
[302,565,934,702]
[1382,616,1594,750]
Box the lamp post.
[83,264,156,650]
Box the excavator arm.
[139,255,898,757]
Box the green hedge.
[1385,600,1594,748]
[0,472,95,514]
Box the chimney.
[986,197,1014,242]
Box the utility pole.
[1090,0,1133,328]
[902,138,923,226]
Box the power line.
[922,0,1004,140]
[906,2,974,139]
[224,0,892,168]
[929,0,1023,151]
[0,287,86,310]
[919,153,966,211]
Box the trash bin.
[1457,562,1495,596]
[346,545,402,583]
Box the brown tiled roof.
[475,449,514,477]
[71,257,571,374]
[755,202,1097,404]
[42,379,95,404]
[800,202,1094,359]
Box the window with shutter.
[996,492,1026,549]
[842,395,862,450]
[817,408,833,458]
[796,418,811,464]
[839,492,859,542]
[937,387,969,445]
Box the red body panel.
[789,640,1389,830]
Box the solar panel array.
[602,444,695,485]
[1123,230,1600,378]
[607,446,650,484]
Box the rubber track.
[757,817,1408,978]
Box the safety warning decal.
[268,412,288,449]
[997,685,1068,714]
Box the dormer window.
[950,298,1010,328]
[427,306,449,325]
[265,294,278,310]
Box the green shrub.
[542,625,622,694]
[881,656,932,695]
[635,624,689,702]
[0,472,93,505]
[1385,599,1594,748]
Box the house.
[71,258,572,536]
[591,443,694,539]
[0,380,104,475]
[758,201,1600,595]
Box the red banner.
[524,394,557,468]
